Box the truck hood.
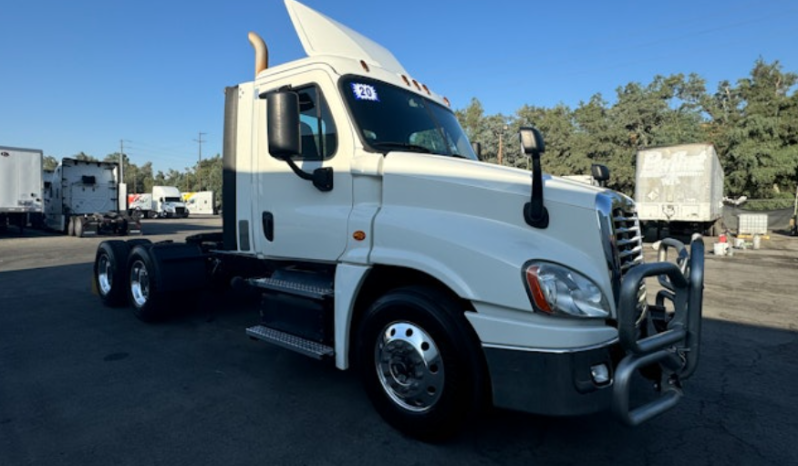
[379,153,607,221]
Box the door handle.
[262,212,274,241]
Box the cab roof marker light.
[360,60,370,72]
[412,79,421,91]
[401,75,411,86]
[422,84,430,95]
[443,97,450,107]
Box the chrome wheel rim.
[130,260,150,307]
[97,254,112,295]
[375,321,444,413]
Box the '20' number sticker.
[351,83,379,102]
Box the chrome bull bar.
[612,236,705,426]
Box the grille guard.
[612,236,705,426]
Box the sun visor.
[285,0,408,75]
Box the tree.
[73,151,97,162]
[43,156,58,171]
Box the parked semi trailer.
[92,0,705,440]
[635,143,724,236]
[182,191,216,215]
[0,146,44,233]
[45,158,141,237]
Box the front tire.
[357,286,486,441]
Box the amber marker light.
[360,60,370,72]
[422,84,430,95]
[401,75,411,86]
[353,231,366,241]
[443,97,450,107]
[525,266,553,314]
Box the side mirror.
[591,163,610,187]
[519,127,545,157]
[267,90,301,160]
[519,127,548,229]
[471,142,482,160]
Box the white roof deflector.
[285,0,408,75]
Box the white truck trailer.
[127,193,154,217]
[45,158,141,236]
[152,186,189,218]
[91,0,705,440]
[635,143,724,235]
[0,146,44,233]
[182,191,216,215]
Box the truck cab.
[94,0,704,440]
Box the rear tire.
[94,241,132,307]
[74,218,84,237]
[127,244,168,322]
[356,286,486,441]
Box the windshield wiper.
[371,142,433,154]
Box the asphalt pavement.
[1,217,797,466]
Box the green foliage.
[457,59,798,200]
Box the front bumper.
[484,237,705,424]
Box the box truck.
[128,193,154,218]
[0,146,44,233]
[182,191,216,215]
[635,143,724,236]
[45,158,141,236]
[90,0,705,440]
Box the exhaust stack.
[248,32,269,76]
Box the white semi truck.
[0,146,44,233]
[152,186,189,218]
[91,0,705,440]
[45,158,141,237]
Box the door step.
[246,325,334,360]
[247,277,333,301]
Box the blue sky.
[1,0,795,174]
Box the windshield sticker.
[351,83,379,102]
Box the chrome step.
[247,277,333,301]
[246,325,334,360]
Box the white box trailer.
[182,191,216,215]
[45,158,141,236]
[0,146,44,232]
[128,193,154,217]
[635,143,724,234]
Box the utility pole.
[194,132,206,191]
[119,139,125,185]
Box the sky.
[1,0,796,175]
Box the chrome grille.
[612,206,644,275]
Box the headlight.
[523,261,611,318]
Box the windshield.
[341,76,477,160]
[164,197,182,203]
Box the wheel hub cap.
[375,322,444,412]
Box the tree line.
[43,58,797,208]
[457,58,798,205]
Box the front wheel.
[357,286,486,441]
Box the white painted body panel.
[0,146,43,214]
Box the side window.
[295,86,338,161]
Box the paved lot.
[1,217,797,466]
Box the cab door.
[252,73,353,262]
